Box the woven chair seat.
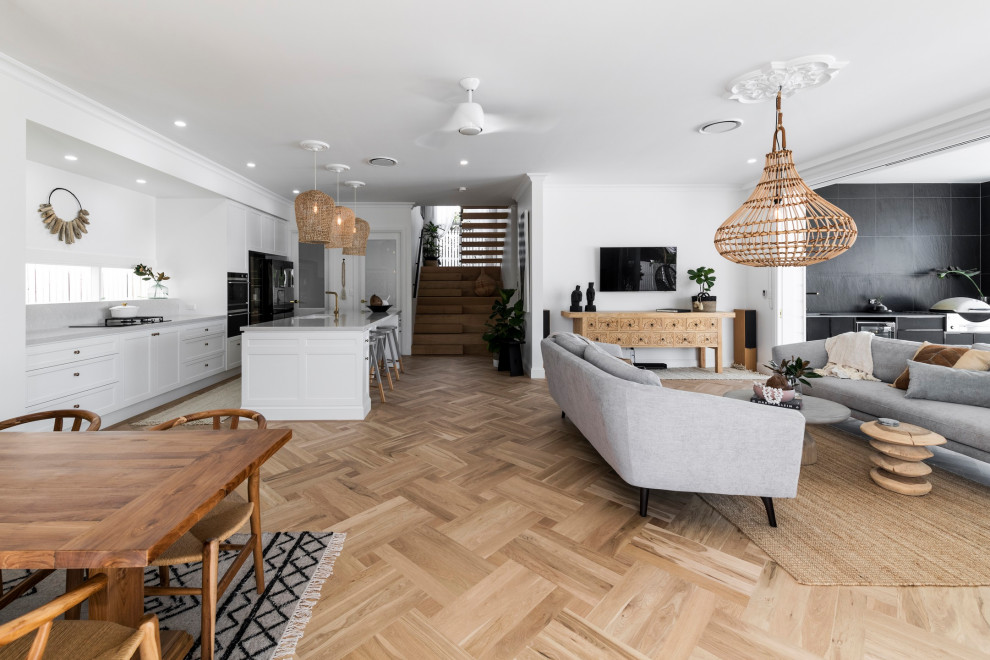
[152,499,253,565]
[0,620,142,660]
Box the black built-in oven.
[227,272,249,337]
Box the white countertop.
[26,314,227,346]
[242,309,399,332]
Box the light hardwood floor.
[119,357,990,659]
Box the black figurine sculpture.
[585,282,597,312]
[569,285,583,312]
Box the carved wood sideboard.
[560,310,736,372]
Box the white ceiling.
[26,122,217,198]
[4,0,990,204]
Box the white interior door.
[365,236,399,308]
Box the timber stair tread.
[413,265,500,357]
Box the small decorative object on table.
[764,355,821,398]
[751,382,801,408]
[368,294,391,313]
[869,297,890,312]
[687,266,717,311]
[569,285,583,312]
[585,282,596,312]
[134,263,170,299]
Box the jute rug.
[702,426,990,586]
[651,366,764,380]
[0,531,344,660]
[133,378,241,426]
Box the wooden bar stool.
[371,330,395,391]
[382,325,403,379]
[368,332,387,403]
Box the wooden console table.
[560,310,736,372]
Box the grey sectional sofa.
[773,337,990,462]
[542,333,806,525]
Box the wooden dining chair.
[0,409,100,615]
[0,573,162,660]
[147,409,267,660]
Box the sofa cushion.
[891,344,969,389]
[955,348,990,371]
[871,337,925,383]
[583,345,662,387]
[905,361,990,408]
[553,332,590,357]
[806,376,990,453]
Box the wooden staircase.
[459,206,509,266]
[413,266,501,355]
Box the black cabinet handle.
[73,404,80,409]
[73,372,80,377]
[73,350,80,355]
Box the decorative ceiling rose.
[295,140,335,244]
[38,188,90,245]
[714,91,857,267]
[726,55,847,104]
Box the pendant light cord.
[772,89,787,151]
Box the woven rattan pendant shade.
[343,218,370,256]
[324,206,355,249]
[295,190,335,244]
[714,93,856,267]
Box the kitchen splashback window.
[26,264,147,304]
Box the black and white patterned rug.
[0,531,344,660]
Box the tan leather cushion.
[954,349,990,372]
[892,344,969,390]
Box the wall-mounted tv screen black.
[599,247,677,292]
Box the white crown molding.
[0,52,291,209]
[543,182,740,193]
[799,98,990,187]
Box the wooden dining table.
[0,428,292,660]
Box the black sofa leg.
[640,488,649,517]
[561,410,565,419]
[761,497,777,527]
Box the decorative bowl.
[368,305,392,313]
[753,382,796,402]
[109,304,140,318]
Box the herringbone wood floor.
[120,357,990,659]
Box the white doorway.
[364,235,399,307]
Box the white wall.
[155,198,228,314]
[542,183,764,368]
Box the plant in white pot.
[687,266,716,311]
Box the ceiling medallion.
[726,55,847,104]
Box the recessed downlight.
[136,179,147,184]
[292,189,300,194]
[173,120,187,128]
[369,156,398,167]
[698,119,743,135]
[64,154,78,161]
[747,158,758,164]
[459,159,469,166]
[246,162,256,168]
[458,187,467,192]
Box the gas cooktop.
[69,316,172,328]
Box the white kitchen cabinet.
[152,327,181,394]
[120,333,153,406]
[274,218,288,257]
[262,214,275,254]
[227,335,242,369]
[246,210,263,252]
[180,321,226,385]
[226,204,248,273]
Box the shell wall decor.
[38,188,90,245]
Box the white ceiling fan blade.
[484,112,556,135]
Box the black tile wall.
[807,182,984,312]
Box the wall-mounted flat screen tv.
[599,247,677,292]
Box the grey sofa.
[773,337,990,462]
[542,334,806,525]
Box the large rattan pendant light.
[294,140,335,245]
[324,164,355,249]
[714,91,857,267]
[343,181,370,256]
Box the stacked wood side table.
[860,421,946,496]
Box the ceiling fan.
[415,77,554,148]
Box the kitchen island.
[241,310,399,420]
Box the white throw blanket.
[815,331,879,381]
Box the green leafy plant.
[765,356,822,389]
[687,266,716,299]
[935,266,985,300]
[422,221,442,260]
[482,288,525,354]
[133,264,170,283]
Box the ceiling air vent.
[369,156,398,167]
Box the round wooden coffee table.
[860,421,946,496]
[723,389,851,466]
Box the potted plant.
[935,266,986,302]
[764,356,821,396]
[422,221,442,267]
[134,263,170,299]
[482,288,526,371]
[687,266,716,311]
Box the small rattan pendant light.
[714,91,857,267]
[294,141,335,245]
[343,181,370,256]
[324,164,355,249]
